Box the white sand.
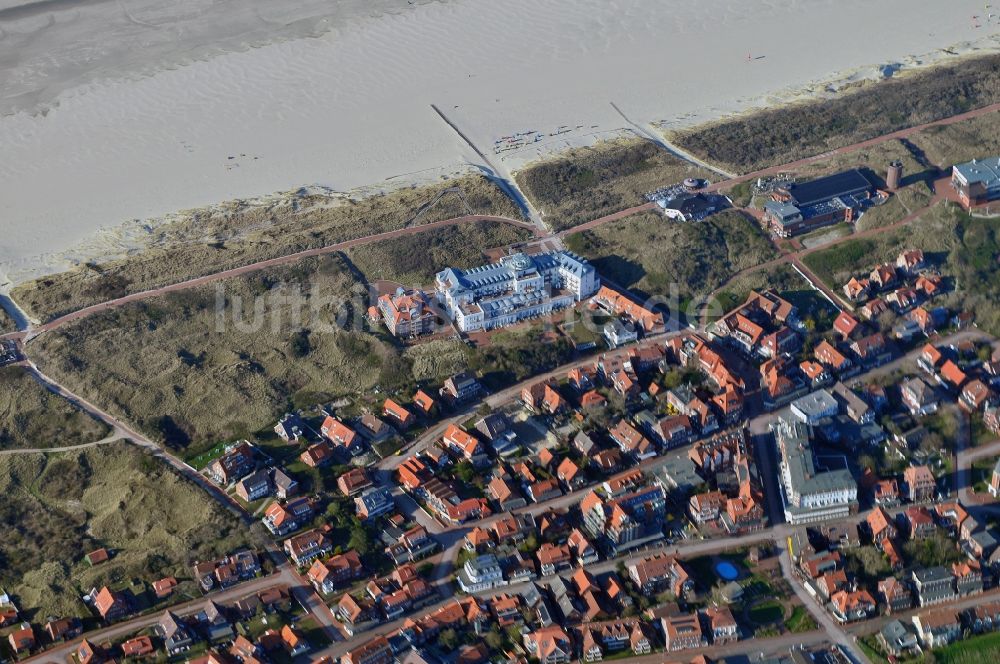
[1,0,998,285]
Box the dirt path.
[0,432,123,456]
[22,214,539,342]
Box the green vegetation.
[564,210,778,314]
[911,111,1000,168]
[747,600,784,625]
[345,220,534,286]
[0,366,111,450]
[29,255,442,455]
[0,306,14,333]
[469,326,575,389]
[784,606,817,633]
[666,53,1000,173]
[972,457,997,494]
[514,138,713,231]
[903,531,964,568]
[933,630,1000,664]
[12,174,523,322]
[711,263,836,331]
[844,546,891,586]
[0,442,251,621]
[803,202,1000,335]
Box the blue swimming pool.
[715,560,739,581]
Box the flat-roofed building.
[435,251,599,332]
[773,416,857,523]
[952,157,1000,210]
[763,170,874,237]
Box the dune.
[0,0,998,286]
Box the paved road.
[24,576,295,664]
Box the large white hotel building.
[434,251,599,333]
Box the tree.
[453,461,475,484]
[484,628,503,650]
[348,524,373,556]
[439,628,459,651]
[662,369,684,390]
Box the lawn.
[514,137,714,231]
[0,365,111,450]
[344,220,534,286]
[0,442,252,622]
[12,173,523,322]
[972,457,997,494]
[934,630,1000,664]
[784,606,817,633]
[563,209,779,318]
[664,52,1000,173]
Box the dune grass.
[344,220,534,286]
[29,255,411,455]
[666,53,1000,174]
[0,442,251,622]
[909,110,1000,168]
[29,251,491,460]
[0,366,111,450]
[514,137,714,231]
[563,209,779,314]
[12,174,523,323]
[0,306,14,333]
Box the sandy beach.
[1,0,998,285]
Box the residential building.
[830,589,876,622]
[457,554,506,593]
[878,577,913,614]
[912,608,961,648]
[878,619,919,657]
[591,285,665,334]
[627,554,692,596]
[773,417,857,523]
[93,587,128,622]
[440,371,482,404]
[952,157,1000,210]
[283,529,332,566]
[377,288,436,337]
[912,567,958,606]
[901,377,939,416]
[338,468,373,496]
[904,465,936,503]
[355,487,394,521]
[307,550,364,595]
[320,416,361,453]
[206,441,256,486]
[662,613,707,651]
[702,606,738,644]
[435,251,599,332]
[158,611,196,654]
[342,636,393,664]
[523,626,573,664]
